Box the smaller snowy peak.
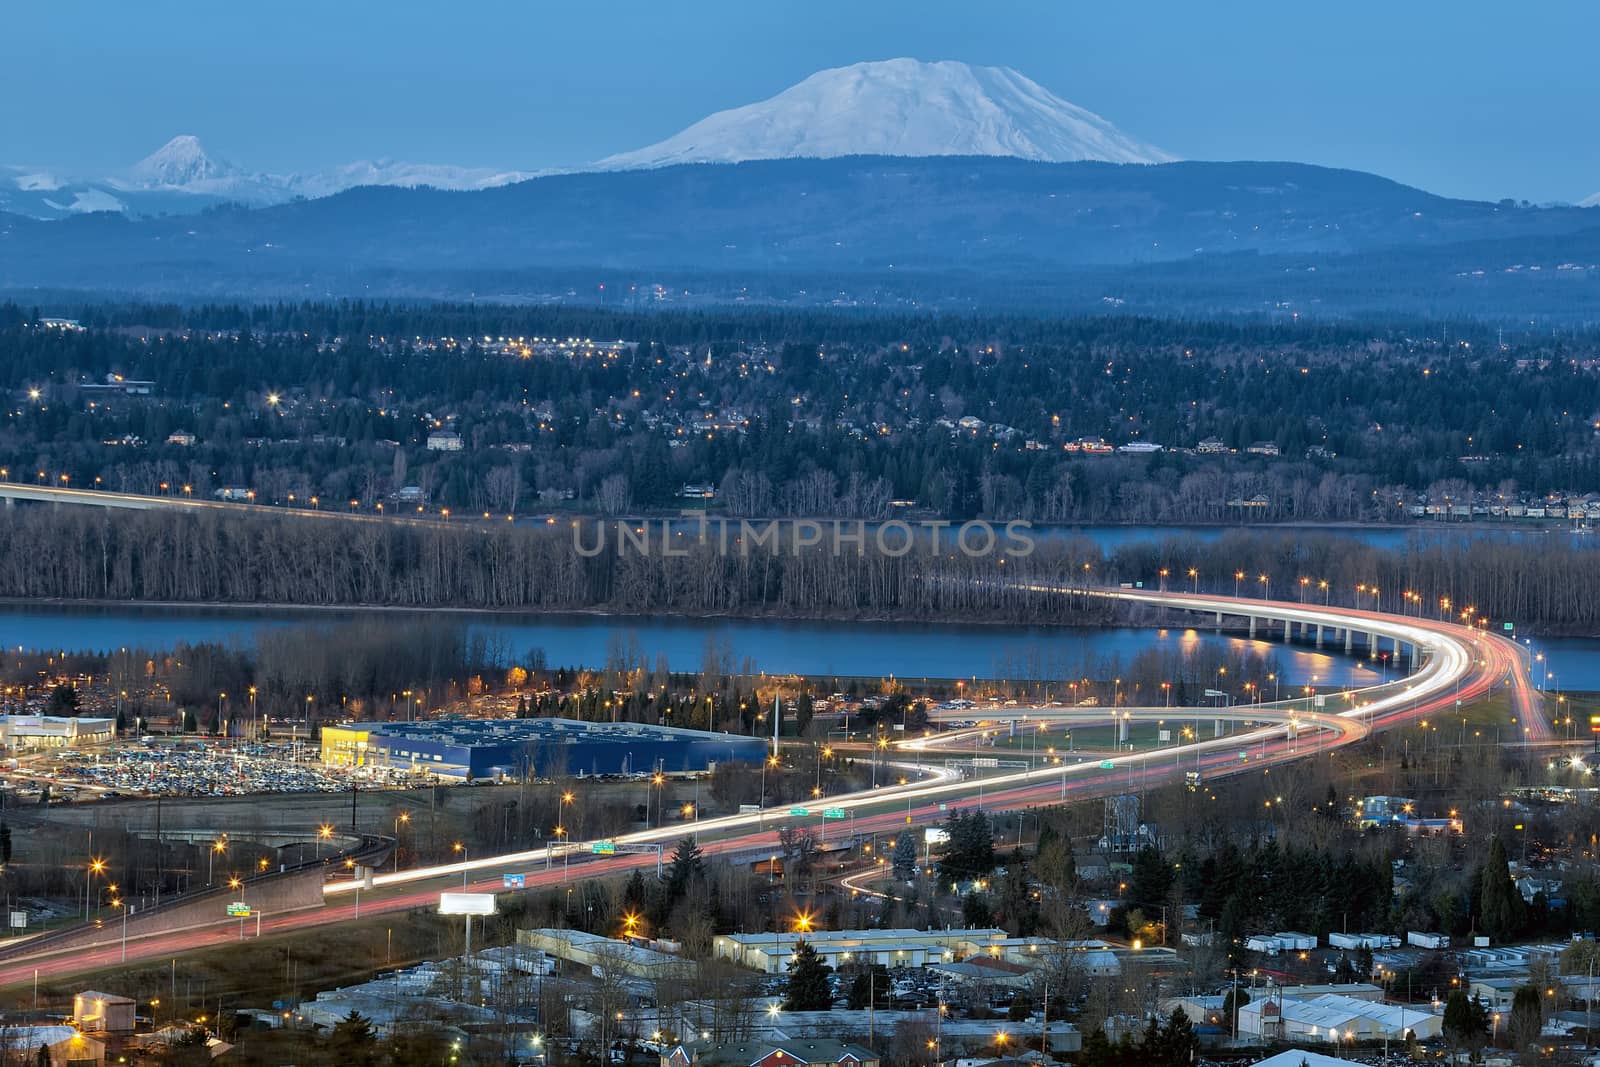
[598,58,1175,170]
[1580,191,1600,208]
[127,135,240,188]
[287,159,539,199]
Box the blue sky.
[6,1,1597,201]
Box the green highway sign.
[1239,751,1249,760]
[789,807,810,816]
[1098,760,1115,770]
[226,902,250,917]
[823,808,847,819]
[591,841,616,855]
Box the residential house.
[426,430,464,452]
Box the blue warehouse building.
[356,718,767,780]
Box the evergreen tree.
[1508,984,1542,1052]
[329,1009,379,1067]
[45,684,78,716]
[962,890,991,928]
[665,837,703,903]
[1161,1008,1199,1065]
[1478,838,1525,941]
[892,833,918,879]
[1442,990,1489,1054]
[1221,987,1249,1035]
[936,809,995,884]
[784,940,832,1011]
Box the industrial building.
[714,928,1013,975]
[663,1039,880,1067]
[319,717,767,779]
[518,928,695,981]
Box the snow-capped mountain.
[1581,191,1600,208]
[0,135,540,220]
[598,58,1174,170]
[126,134,241,187]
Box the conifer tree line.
[3,507,1600,630]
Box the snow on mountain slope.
[0,136,539,219]
[597,58,1174,169]
[126,134,240,187]
[286,159,538,199]
[1581,191,1600,208]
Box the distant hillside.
[1,156,1597,317]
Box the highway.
[0,587,1546,987]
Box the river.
[1,603,1595,690]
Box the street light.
[394,812,410,872]
[85,858,106,920]
[453,842,468,890]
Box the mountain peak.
[598,58,1175,170]
[129,135,240,187]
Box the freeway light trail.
[0,587,1545,985]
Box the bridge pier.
[1367,633,1379,658]
[1344,628,1354,655]
[1249,616,1257,639]
[1214,719,1224,737]
[1282,619,1292,643]
[1118,718,1130,744]
[1315,625,1325,649]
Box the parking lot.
[29,742,375,797]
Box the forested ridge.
[4,301,1600,524]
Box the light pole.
[317,825,332,862]
[114,898,128,962]
[84,859,105,921]
[394,812,410,873]
[453,842,468,890]
[208,841,225,885]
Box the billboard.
[439,892,496,916]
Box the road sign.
[789,807,810,816]
[591,841,616,855]
[225,902,250,917]
[1098,760,1115,770]
[8,912,24,929]
[1239,751,1249,760]
[823,808,847,819]
[1203,689,1226,698]
[503,873,526,889]
[1503,622,1515,632]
